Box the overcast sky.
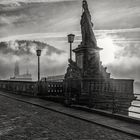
[0,0,140,92]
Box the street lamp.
[67,34,75,60]
[36,49,41,82]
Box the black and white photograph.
[0,0,140,139]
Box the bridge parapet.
[0,79,138,118]
[0,80,64,98]
[0,80,37,96]
[64,78,135,115]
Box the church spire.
[14,61,19,77]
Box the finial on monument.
[82,0,88,11]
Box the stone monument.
[65,0,134,114]
[65,0,110,80]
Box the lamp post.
[67,34,75,105]
[36,49,41,82]
[67,34,75,60]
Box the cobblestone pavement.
[0,95,139,140]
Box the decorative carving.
[65,59,82,79]
[77,54,83,69]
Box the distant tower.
[26,68,29,75]
[26,57,30,75]
[14,61,19,77]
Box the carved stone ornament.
[65,59,82,79]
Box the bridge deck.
[0,91,140,139]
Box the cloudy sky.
[0,0,140,92]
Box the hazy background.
[0,0,140,96]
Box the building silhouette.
[10,61,32,81]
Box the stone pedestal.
[73,44,110,80]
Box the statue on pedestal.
[65,0,110,80]
[64,0,134,115]
[81,0,98,49]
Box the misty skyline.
[0,0,140,93]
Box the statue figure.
[81,0,97,48]
[65,59,81,79]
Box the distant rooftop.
[41,75,64,82]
